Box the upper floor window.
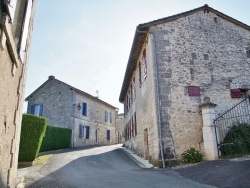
[30,104,43,116]
[110,112,112,123]
[82,102,87,116]
[231,88,249,98]
[19,0,33,63]
[79,125,90,139]
[188,86,200,97]
[133,77,136,100]
[142,49,147,78]
[105,111,108,122]
[5,0,17,23]
[138,62,142,86]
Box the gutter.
[136,27,165,168]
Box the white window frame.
[5,0,17,23]
[19,0,33,63]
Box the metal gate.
[213,96,250,157]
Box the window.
[134,112,137,136]
[105,111,108,122]
[107,130,110,140]
[139,62,142,86]
[5,0,17,23]
[19,0,33,62]
[231,89,249,98]
[79,125,90,139]
[110,112,112,123]
[30,104,43,116]
[188,86,200,97]
[133,77,136,100]
[247,50,250,58]
[142,49,147,78]
[130,85,133,104]
[82,102,87,116]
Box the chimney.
[49,75,55,80]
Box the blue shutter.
[79,125,83,138]
[86,126,90,139]
[39,104,43,116]
[30,105,35,115]
[107,130,110,140]
[105,111,107,122]
[82,102,87,116]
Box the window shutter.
[188,86,200,96]
[30,105,35,114]
[86,126,90,139]
[110,113,112,123]
[134,112,137,136]
[79,125,83,138]
[39,104,43,116]
[19,0,33,63]
[5,0,17,23]
[139,62,142,85]
[82,102,87,116]
[107,130,110,140]
[231,89,241,98]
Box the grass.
[34,154,52,165]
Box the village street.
[17,144,212,188]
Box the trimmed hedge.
[40,125,72,152]
[221,123,250,156]
[19,114,47,162]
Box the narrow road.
[23,144,212,188]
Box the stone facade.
[26,76,118,148]
[115,113,125,143]
[119,5,250,165]
[0,0,37,187]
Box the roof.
[119,4,250,103]
[25,76,118,110]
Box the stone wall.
[124,35,160,161]
[0,0,37,187]
[151,10,250,160]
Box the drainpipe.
[136,27,165,168]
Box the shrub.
[182,147,202,163]
[18,114,47,162]
[220,123,250,156]
[40,125,72,152]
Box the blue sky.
[25,0,250,113]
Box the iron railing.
[214,96,250,156]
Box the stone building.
[0,0,37,187]
[26,76,118,147]
[119,5,250,166]
[115,113,125,143]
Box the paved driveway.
[175,157,250,188]
[17,144,212,188]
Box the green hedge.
[19,114,47,162]
[40,125,72,152]
[221,123,250,156]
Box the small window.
[79,125,90,139]
[30,104,43,116]
[110,112,112,123]
[247,50,250,58]
[82,102,87,116]
[231,89,249,98]
[5,0,17,23]
[142,49,147,78]
[105,111,108,122]
[188,86,200,97]
[139,62,142,86]
[107,130,110,140]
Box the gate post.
[199,97,219,160]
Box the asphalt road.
[21,144,212,188]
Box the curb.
[120,147,154,168]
